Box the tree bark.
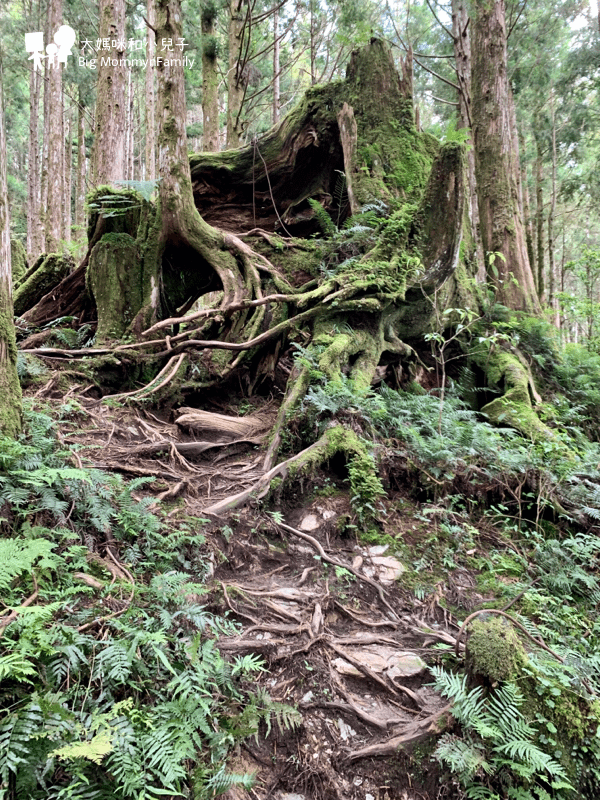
[548,90,559,327]
[45,0,64,252]
[201,0,220,152]
[472,0,539,312]
[91,0,127,184]
[452,0,484,281]
[64,104,72,243]
[535,131,544,301]
[75,91,87,235]
[272,7,280,125]
[519,132,535,276]
[226,0,246,148]
[0,68,22,437]
[145,0,157,179]
[27,60,42,261]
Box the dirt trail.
[56,394,460,799]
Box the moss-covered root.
[13,253,74,317]
[205,426,382,521]
[473,347,553,442]
[262,364,310,471]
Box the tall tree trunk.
[27,60,42,260]
[202,0,220,151]
[548,90,559,327]
[75,91,87,235]
[111,0,246,335]
[272,6,280,125]
[310,0,316,84]
[126,68,134,180]
[0,68,22,437]
[535,132,544,302]
[145,0,157,177]
[451,0,484,281]
[91,0,127,184]
[64,104,72,243]
[46,0,64,252]
[471,0,539,312]
[519,137,535,275]
[227,0,246,148]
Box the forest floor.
[27,375,521,800]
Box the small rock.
[302,690,314,704]
[279,794,305,800]
[322,509,336,520]
[367,545,389,556]
[337,717,356,741]
[366,794,375,800]
[354,777,363,787]
[352,555,364,570]
[332,657,362,677]
[300,514,320,531]
[371,555,405,584]
[386,653,427,678]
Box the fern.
[308,198,337,236]
[431,668,573,798]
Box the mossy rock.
[466,616,527,683]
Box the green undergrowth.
[290,330,600,795]
[0,402,299,800]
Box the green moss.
[0,280,22,437]
[287,426,384,530]
[471,348,557,443]
[467,616,527,683]
[87,233,142,342]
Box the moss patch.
[467,616,527,683]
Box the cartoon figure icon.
[25,31,45,71]
[46,41,58,68]
[55,25,76,63]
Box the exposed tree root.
[345,705,453,761]
[277,521,400,622]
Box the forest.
[1,0,600,798]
